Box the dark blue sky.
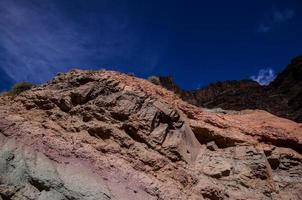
[0,0,301,91]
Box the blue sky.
[0,0,301,91]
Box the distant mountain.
[150,55,302,122]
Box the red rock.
[0,69,301,199]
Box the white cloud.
[251,68,276,85]
[257,8,295,33]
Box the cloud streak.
[0,0,159,85]
[251,68,276,85]
[257,8,295,33]
[0,0,89,83]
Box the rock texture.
[0,69,302,199]
[152,55,302,123]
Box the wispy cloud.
[251,68,276,85]
[0,0,159,85]
[0,0,89,83]
[257,8,295,33]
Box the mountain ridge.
[150,55,302,122]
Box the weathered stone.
[0,139,114,200]
[38,190,65,200]
[57,97,73,112]
[206,141,218,151]
[0,69,301,200]
[203,161,231,178]
[150,123,168,144]
[70,83,94,105]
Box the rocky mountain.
[151,55,302,123]
[0,69,301,200]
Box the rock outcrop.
[0,69,301,199]
[152,55,302,123]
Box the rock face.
[0,69,302,199]
[153,55,302,123]
[0,138,113,200]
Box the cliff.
[0,69,301,200]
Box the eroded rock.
[0,69,301,199]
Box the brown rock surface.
[0,69,301,199]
